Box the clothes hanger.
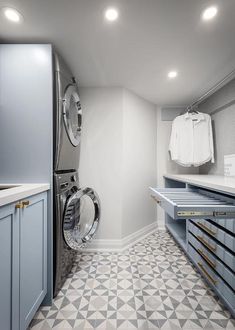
[187,105,199,115]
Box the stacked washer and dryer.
[53,54,100,296]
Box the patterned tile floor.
[30,230,235,329]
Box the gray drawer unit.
[150,188,235,220]
[190,219,235,252]
[188,232,235,290]
[188,221,235,272]
[208,218,235,234]
[188,244,235,311]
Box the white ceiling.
[1,0,235,106]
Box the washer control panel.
[55,171,79,193]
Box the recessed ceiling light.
[168,71,178,79]
[105,8,119,21]
[2,7,23,23]
[202,6,218,21]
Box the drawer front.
[188,244,235,310]
[150,188,177,219]
[190,219,235,252]
[150,187,235,220]
[188,232,235,290]
[208,218,235,234]
[188,222,235,272]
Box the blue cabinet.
[0,203,19,330]
[0,192,47,330]
[151,177,235,318]
[19,193,47,330]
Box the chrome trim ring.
[63,187,100,250]
[62,84,82,147]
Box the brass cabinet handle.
[22,200,30,207]
[197,222,216,236]
[197,249,216,269]
[197,235,216,252]
[198,262,217,285]
[15,202,23,209]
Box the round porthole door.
[63,187,100,250]
[62,84,82,147]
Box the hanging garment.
[169,112,214,167]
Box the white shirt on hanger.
[169,112,214,167]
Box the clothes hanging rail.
[186,68,235,111]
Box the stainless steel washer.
[53,171,100,296]
[54,53,82,172]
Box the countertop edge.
[0,184,50,207]
[163,174,235,195]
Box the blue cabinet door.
[0,203,20,330]
[19,192,47,330]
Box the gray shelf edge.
[164,175,235,197]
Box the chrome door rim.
[63,187,100,250]
[62,84,82,147]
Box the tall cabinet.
[0,44,54,304]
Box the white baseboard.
[157,224,166,231]
[83,221,158,252]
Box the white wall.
[79,87,123,240]
[122,90,157,238]
[79,87,203,239]
[198,79,235,175]
[79,87,158,241]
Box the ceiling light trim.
[104,7,119,22]
[1,7,24,23]
[168,71,178,79]
[202,6,218,21]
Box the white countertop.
[164,174,235,195]
[0,183,50,207]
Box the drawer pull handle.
[198,262,217,285]
[151,195,161,204]
[22,200,30,207]
[197,235,216,252]
[15,202,23,209]
[197,222,216,236]
[197,249,216,269]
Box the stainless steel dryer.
[54,53,82,172]
[54,171,100,296]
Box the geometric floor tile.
[29,230,235,329]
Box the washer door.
[63,187,100,250]
[62,84,82,147]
